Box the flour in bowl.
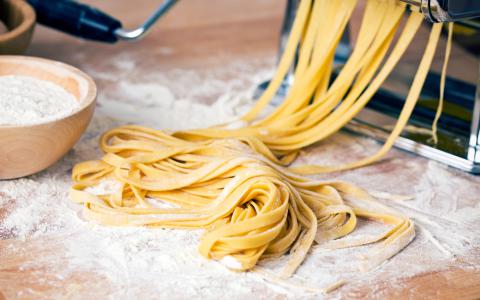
[0,75,79,126]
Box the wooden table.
[1,1,479,299]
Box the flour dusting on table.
[1,57,479,299]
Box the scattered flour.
[0,75,78,126]
[1,56,479,299]
[220,256,244,270]
[84,178,122,196]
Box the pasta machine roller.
[256,0,480,174]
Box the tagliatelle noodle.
[70,0,445,286]
[431,22,453,144]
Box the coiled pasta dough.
[71,0,444,280]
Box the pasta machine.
[256,0,480,174]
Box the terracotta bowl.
[0,56,97,179]
[0,0,36,55]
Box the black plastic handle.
[438,0,480,21]
[27,0,122,43]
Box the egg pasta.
[70,0,445,281]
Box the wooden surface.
[1,0,479,299]
[0,56,96,179]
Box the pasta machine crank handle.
[26,0,178,43]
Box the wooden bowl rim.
[0,0,36,42]
[0,55,97,129]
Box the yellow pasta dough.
[70,0,444,281]
[431,22,453,144]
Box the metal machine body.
[403,0,480,23]
[258,0,480,174]
[355,0,480,174]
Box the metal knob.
[399,0,449,22]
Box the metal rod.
[468,62,480,163]
[114,0,178,41]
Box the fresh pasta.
[70,0,445,281]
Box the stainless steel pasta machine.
[256,0,480,174]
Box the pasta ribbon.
[71,130,413,276]
[71,0,444,280]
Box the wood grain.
[0,56,96,179]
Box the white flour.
[0,75,78,126]
[1,56,479,299]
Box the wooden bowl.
[0,0,36,54]
[0,56,97,179]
